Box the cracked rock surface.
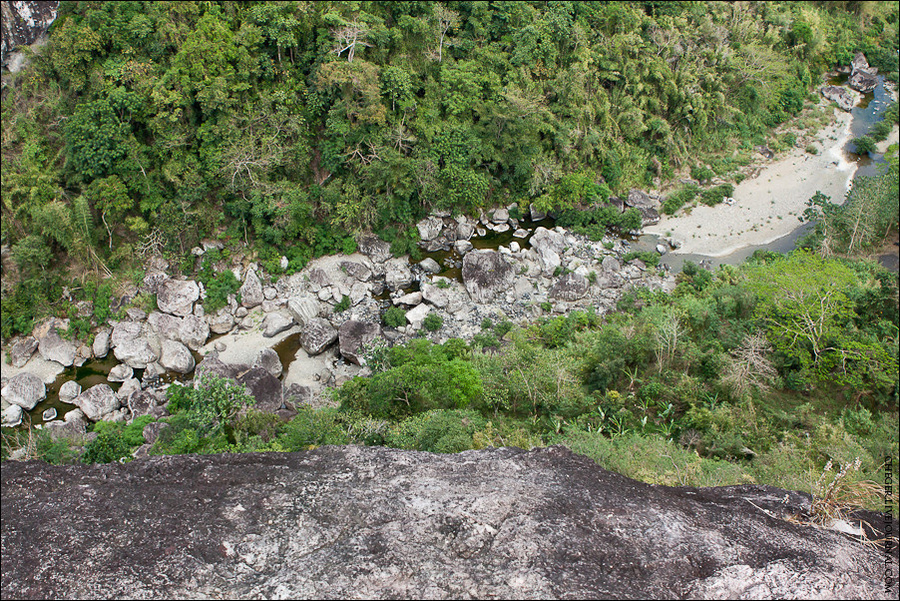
[2,446,894,599]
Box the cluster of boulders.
[2,204,675,438]
[848,51,879,94]
[821,51,879,111]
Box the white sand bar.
[645,109,857,257]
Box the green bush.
[662,185,699,214]
[623,251,661,267]
[691,165,715,184]
[699,184,734,206]
[334,295,350,313]
[386,409,487,453]
[82,429,131,464]
[852,135,876,155]
[278,407,352,450]
[423,313,443,331]
[384,306,407,328]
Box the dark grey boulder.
[1,447,893,600]
[73,384,121,421]
[357,235,391,264]
[338,320,382,366]
[462,250,515,303]
[821,85,858,112]
[340,261,372,282]
[9,337,38,368]
[142,421,169,446]
[549,272,589,301]
[236,367,283,413]
[128,390,161,419]
[848,69,878,94]
[300,318,338,356]
[254,348,283,378]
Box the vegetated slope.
[2,1,898,338]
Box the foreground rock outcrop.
[2,446,894,600]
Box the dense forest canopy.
[1,0,899,338]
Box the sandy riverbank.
[645,108,858,257]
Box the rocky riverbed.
[1,210,675,438]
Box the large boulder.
[38,328,76,367]
[404,303,431,330]
[236,367,283,413]
[848,69,878,94]
[462,250,515,303]
[300,318,338,356]
[357,235,391,264]
[92,328,111,359]
[207,309,235,335]
[156,279,200,317]
[549,273,589,301]
[416,216,444,242]
[1,373,45,410]
[73,384,121,421]
[263,312,294,338]
[107,364,133,383]
[239,269,264,309]
[1,404,23,427]
[1,0,58,72]
[43,408,89,442]
[339,261,372,282]
[1,447,893,600]
[384,258,413,291]
[625,189,660,227]
[254,348,283,378]
[530,227,566,276]
[194,355,246,384]
[148,312,209,351]
[58,380,82,404]
[159,340,195,374]
[338,321,382,366]
[9,337,38,368]
[287,295,320,326]
[821,85,859,112]
[111,321,158,369]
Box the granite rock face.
[1,1,58,71]
[1,446,894,600]
[462,250,514,303]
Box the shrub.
[423,313,443,331]
[691,165,715,184]
[852,136,876,155]
[82,429,131,463]
[385,409,487,453]
[384,306,407,328]
[334,295,350,313]
[623,251,661,267]
[278,407,352,450]
[699,184,734,206]
[662,185,699,214]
